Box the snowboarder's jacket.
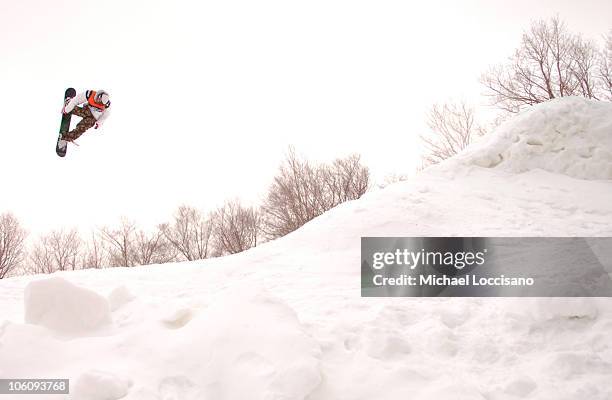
[64,90,111,127]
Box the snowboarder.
[61,90,112,142]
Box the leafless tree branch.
[420,100,485,166]
[213,200,259,255]
[159,205,215,261]
[29,228,82,274]
[481,17,607,112]
[0,213,27,279]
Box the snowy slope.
[1,97,612,400]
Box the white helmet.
[96,90,111,107]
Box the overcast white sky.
[0,0,610,235]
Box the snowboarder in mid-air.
[61,89,112,142]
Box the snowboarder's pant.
[64,106,96,141]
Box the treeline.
[0,149,369,278]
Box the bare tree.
[481,17,606,113]
[570,35,601,99]
[213,200,259,255]
[324,154,370,206]
[261,148,370,239]
[132,229,176,265]
[420,100,485,166]
[81,231,107,269]
[0,213,27,279]
[29,228,82,274]
[600,30,612,100]
[99,218,182,267]
[260,148,326,239]
[100,218,136,267]
[159,205,215,261]
[29,240,54,275]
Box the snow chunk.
[24,277,112,335]
[107,285,135,312]
[443,97,612,180]
[160,307,194,329]
[72,370,131,400]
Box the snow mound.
[107,285,135,311]
[447,97,612,180]
[24,277,112,335]
[72,370,132,400]
[168,287,322,399]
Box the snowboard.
[56,87,77,157]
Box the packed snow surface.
[1,97,612,399]
[445,97,612,180]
